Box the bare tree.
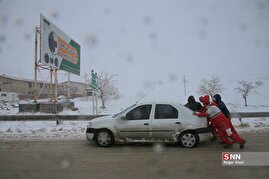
[197,76,224,96]
[98,72,118,109]
[255,81,263,87]
[235,80,256,106]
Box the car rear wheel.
[95,129,114,147]
[179,131,199,148]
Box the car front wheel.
[179,131,199,148]
[94,129,114,147]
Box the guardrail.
[0,115,106,121]
[231,112,269,118]
[0,112,268,121]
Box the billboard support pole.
[67,72,70,99]
[95,93,98,115]
[33,27,40,102]
[92,92,95,115]
[50,67,52,101]
[54,68,58,102]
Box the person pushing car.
[193,95,246,149]
[213,94,238,136]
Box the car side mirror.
[120,116,126,120]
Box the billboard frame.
[33,14,81,102]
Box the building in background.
[58,81,87,98]
[0,74,85,100]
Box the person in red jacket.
[193,95,246,149]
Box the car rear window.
[155,104,178,119]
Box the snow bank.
[0,121,88,141]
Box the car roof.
[135,101,184,106]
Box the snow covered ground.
[0,97,269,141]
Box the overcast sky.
[0,0,269,104]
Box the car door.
[117,104,152,140]
[150,104,182,140]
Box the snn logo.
[231,154,241,160]
[223,153,241,160]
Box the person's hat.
[187,95,195,103]
[213,94,221,102]
[199,95,211,105]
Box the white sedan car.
[86,102,211,148]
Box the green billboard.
[40,14,80,75]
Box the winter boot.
[223,143,233,149]
[211,135,217,141]
[240,140,246,149]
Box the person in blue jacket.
[213,94,237,135]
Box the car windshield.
[112,104,136,118]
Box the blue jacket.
[213,94,231,118]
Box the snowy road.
[0,132,268,179]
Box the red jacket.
[196,103,229,129]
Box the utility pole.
[84,73,87,98]
[183,75,187,96]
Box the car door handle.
[175,122,181,124]
[144,123,149,125]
